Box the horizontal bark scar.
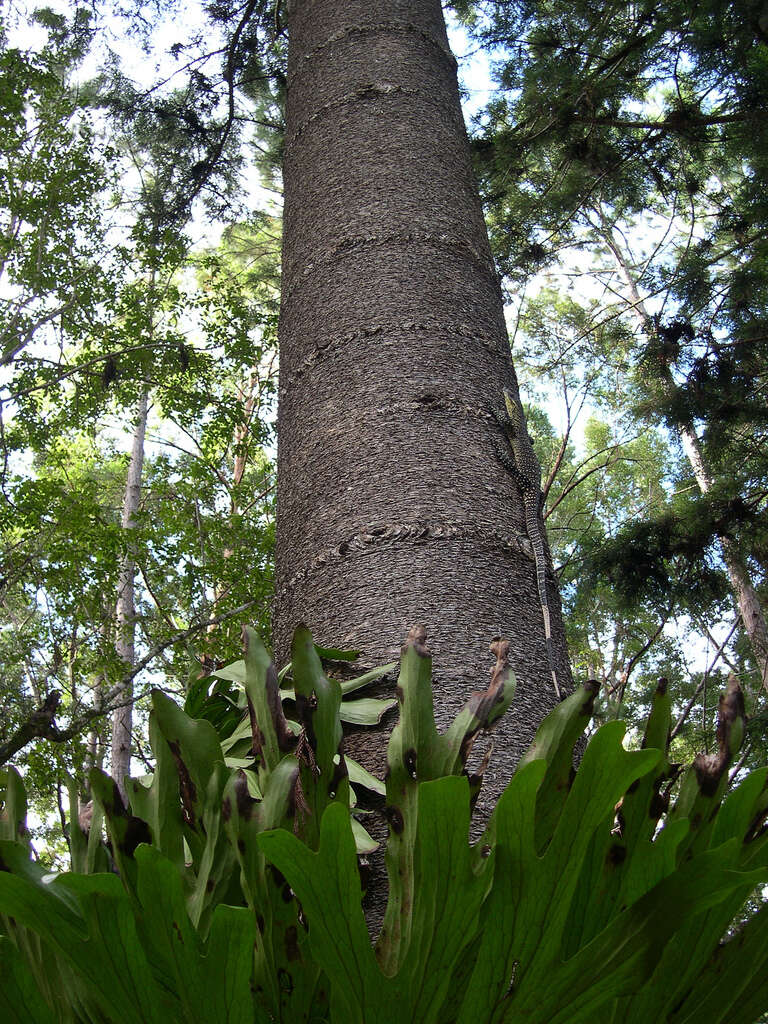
[280,522,535,593]
[289,23,456,84]
[282,233,497,302]
[280,321,507,387]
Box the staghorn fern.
[1,624,768,1023]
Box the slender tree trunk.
[678,430,768,692]
[601,219,768,692]
[210,373,258,620]
[110,389,149,798]
[276,0,571,803]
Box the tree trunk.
[110,389,149,798]
[600,218,768,693]
[678,428,768,692]
[275,0,572,805]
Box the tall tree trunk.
[275,0,572,802]
[210,372,259,619]
[110,389,149,798]
[600,217,768,692]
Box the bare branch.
[0,599,258,768]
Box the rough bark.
[275,0,572,814]
[602,221,768,693]
[110,389,148,798]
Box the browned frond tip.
[694,675,745,796]
[718,674,745,738]
[78,800,94,834]
[266,662,296,753]
[489,636,510,668]
[656,676,668,695]
[475,740,494,778]
[580,679,601,714]
[488,637,511,696]
[461,642,511,742]
[403,624,429,658]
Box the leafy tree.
[454,0,768,699]
[0,7,118,376]
[0,6,280,822]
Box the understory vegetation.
[3,627,768,1022]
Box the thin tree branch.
[0,599,258,768]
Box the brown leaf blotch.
[384,805,404,835]
[285,924,300,962]
[607,842,627,866]
[235,770,255,819]
[579,680,601,716]
[168,740,197,827]
[121,816,151,857]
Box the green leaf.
[222,762,323,1021]
[339,663,397,694]
[258,800,377,1024]
[88,768,151,889]
[460,722,660,1021]
[126,709,185,870]
[260,778,491,1024]
[0,867,169,1023]
[378,636,515,975]
[668,899,768,1024]
[147,688,226,867]
[243,625,295,783]
[396,776,490,1022]
[134,844,256,1024]
[134,844,206,1021]
[314,643,362,662]
[339,697,397,725]
[516,680,600,852]
[211,660,247,683]
[524,846,768,1024]
[65,773,88,874]
[291,624,349,849]
[351,816,379,854]
[202,905,260,1024]
[0,936,57,1024]
[345,755,386,796]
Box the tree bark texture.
[110,389,148,798]
[275,0,572,810]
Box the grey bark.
[601,219,768,693]
[275,0,572,816]
[110,389,148,798]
